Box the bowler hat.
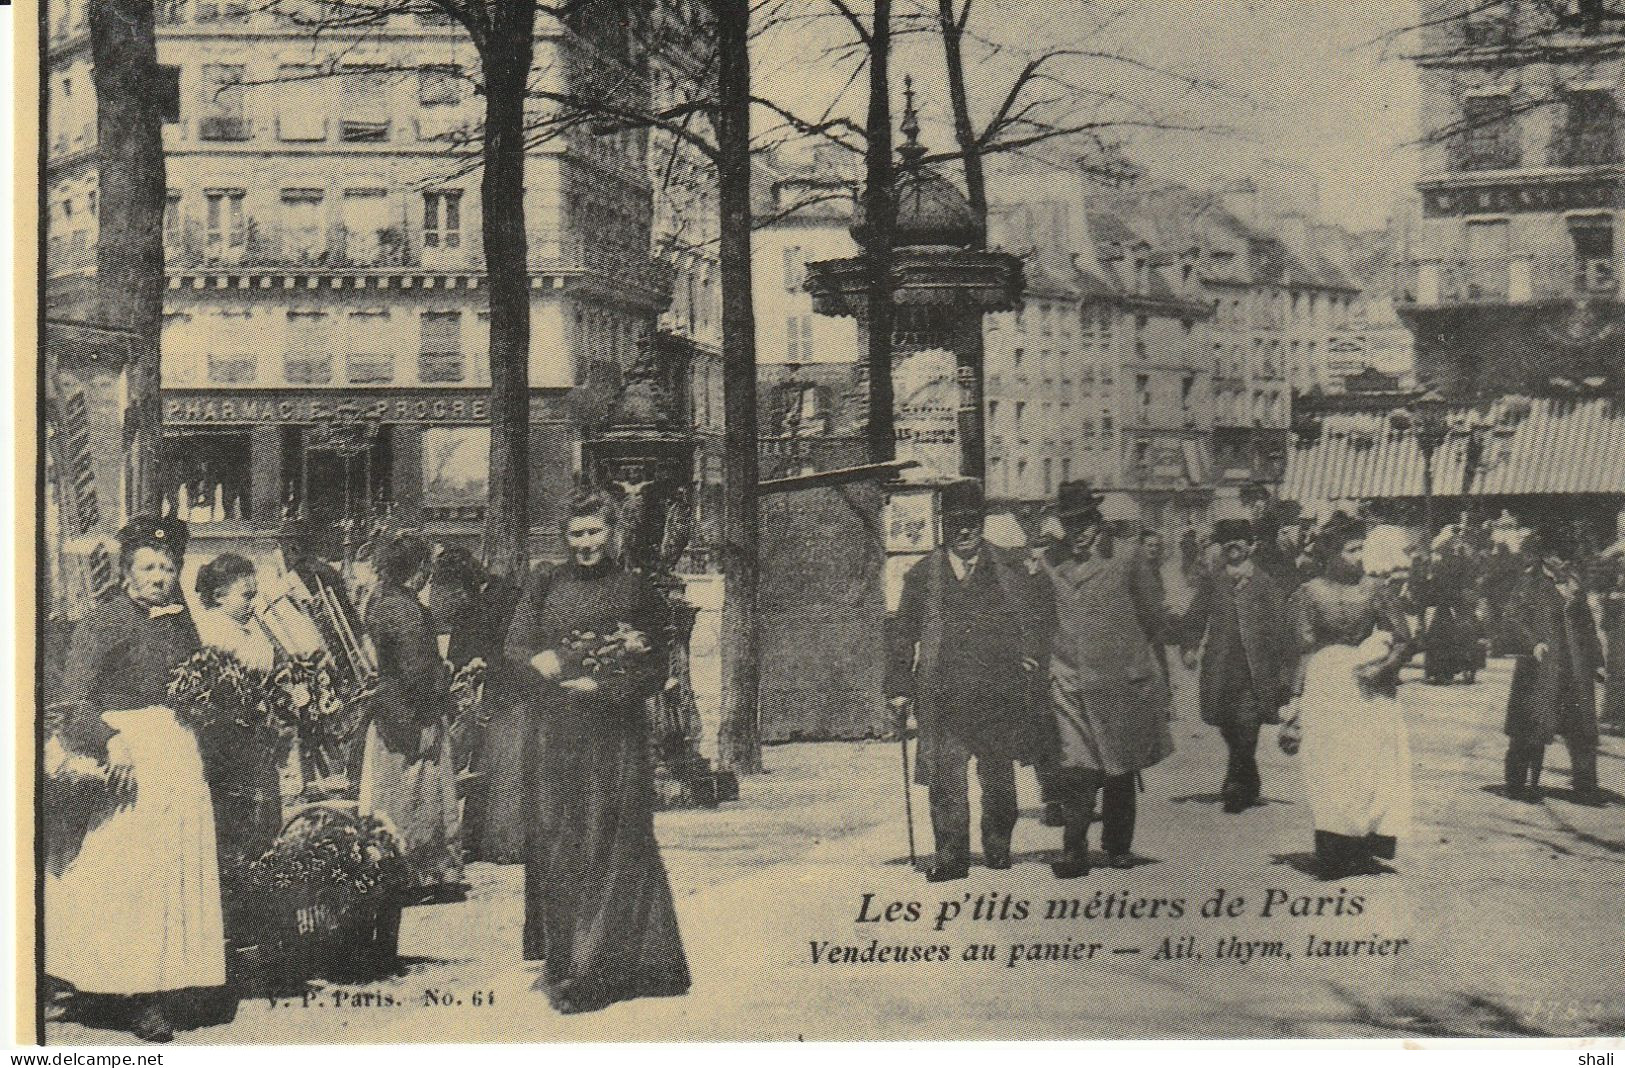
[939,478,986,516]
[1212,518,1254,545]
[118,515,189,558]
[1055,480,1104,525]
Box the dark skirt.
[523,694,690,1014]
[466,693,530,864]
[200,728,284,949]
[1424,605,1486,679]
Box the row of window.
[168,309,470,386]
[1452,89,1621,172]
[159,186,463,265]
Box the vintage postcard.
[16,0,1625,1047]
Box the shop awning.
[1284,396,1625,504]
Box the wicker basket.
[252,803,406,986]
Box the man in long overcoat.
[888,479,1051,882]
[1179,518,1296,813]
[1040,482,1173,878]
[1502,532,1606,805]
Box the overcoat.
[1503,568,1601,747]
[1180,561,1296,727]
[1041,544,1174,776]
[887,546,1052,785]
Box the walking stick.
[899,708,919,870]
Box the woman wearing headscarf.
[46,518,224,1042]
[1281,516,1416,880]
[359,533,463,892]
[505,491,689,1014]
[192,553,284,969]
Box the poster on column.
[15,0,1625,1055]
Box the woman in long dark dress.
[1418,539,1487,685]
[47,518,224,1042]
[505,492,690,1014]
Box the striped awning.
[1284,396,1625,504]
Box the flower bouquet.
[560,622,655,679]
[168,648,294,763]
[269,653,368,761]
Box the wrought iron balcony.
[1393,254,1619,308]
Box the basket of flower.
[246,803,412,983]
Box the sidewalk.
[48,659,1625,1043]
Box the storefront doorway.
[284,424,393,558]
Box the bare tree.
[88,0,169,515]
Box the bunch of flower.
[561,623,654,678]
[168,648,287,750]
[246,805,410,907]
[270,653,367,755]
[450,657,487,724]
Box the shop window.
[421,427,489,520]
[160,432,253,525]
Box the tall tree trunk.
[478,20,537,579]
[936,0,986,248]
[89,0,166,517]
[714,0,761,773]
[936,0,987,479]
[863,0,896,464]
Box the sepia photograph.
[19,0,1625,1046]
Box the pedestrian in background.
[1502,530,1607,806]
[888,479,1051,881]
[1038,482,1173,878]
[1180,518,1296,813]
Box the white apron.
[1296,632,1413,842]
[46,706,226,994]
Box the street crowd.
[37,478,1625,1043]
[888,480,1624,885]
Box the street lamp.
[1389,387,1452,540]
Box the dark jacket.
[56,594,201,758]
[365,583,451,753]
[1503,567,1601,746]
[1180,560,1295,726]
[888,546,1051,782]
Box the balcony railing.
[1394,254,1619,307]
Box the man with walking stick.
[887,479,1052,882]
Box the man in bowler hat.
[888,479,1050,881]
[1179,518,1296,812]
[1038,482,1173,877]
